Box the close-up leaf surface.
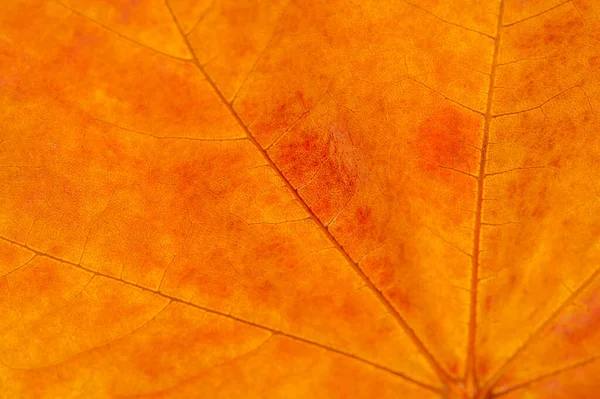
[1,0,599,398]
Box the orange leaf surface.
[1,0,600,398]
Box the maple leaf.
[1,0,600,398]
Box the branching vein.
[465,0,504,392]
[164,0,453,389]
[0,235,438,393]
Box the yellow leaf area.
[1,0,600,398]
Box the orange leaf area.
[1,0,600,398]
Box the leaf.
[1,0,599,398]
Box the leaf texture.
[1,0,599,398]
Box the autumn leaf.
[1,0,600,398]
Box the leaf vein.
[163,0,454,386]
[0,235,438,393]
